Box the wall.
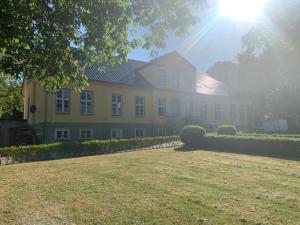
[0,119,27,147]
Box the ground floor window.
[79,129,93,140]
[135,128,145,138]
[215,103,222,121]
[55,128,70,140]
[111,128,123,139]
[158,128,167,136]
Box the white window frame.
[135,96,145,117]
[79,129,93,140]
[80,91,93,114]
[158,98,166,117]
[157,69,166,86]
[56,89,70,113]
[215,103,222,121]
[200,101,208,121]
[135,128,146,138]
[55,128,70,140]
[111,128,123,139]
[158,128,167,136]
[230,104,237,121]
[239,105,245,122]
[171,73,180,88]
[185,100,193,116]
[112,94,122,116]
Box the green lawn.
[1,149,300,225]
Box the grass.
[1,148,300,225]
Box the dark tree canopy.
[206,61,238,87]
[0,73,23,119]
[0,0,203,91]
[236,0,300,127]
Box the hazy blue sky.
[128,14,252,72]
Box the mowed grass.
[1,149,300,225]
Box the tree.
[206,61,238,87]
[0,0,203,91]
[236,0,300,129]
[0,73,23,119]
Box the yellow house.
[22,52,248,143]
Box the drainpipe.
[44,91,48,143]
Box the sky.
[128,10,253,73]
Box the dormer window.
[157,69,166,86]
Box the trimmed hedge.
[0,136,179,164]
[217,125,237,136]
[192,135,300,159]
[180,125,206,147]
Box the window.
[80,91,93,114]
[215,103,222,120]
[135,96,145,117]
[135,128,145,138]
[200,101,208,121]
[171,73,180,88]
[56,89,70,113]
[230,104,237,121]
[185,100,193,116]
[55,128,70,140]
[170,99,181,116]
[158,128,167,136]
[111,129,123,139]
[183,76,193,88]
[158,98,166,117]
[239,105,245,122]
[157,69,166,86]
[79,129,93,140]
[112,94,122,116]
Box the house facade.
[23,52,248,143]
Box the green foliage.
[0,136,179,163]
[0,73,23,119]
[235,0,300,127]
[217,125,237,136]
[187,134,300,159]
[0,0,203,91]
[206,61,238,86]
[180,125,206,147]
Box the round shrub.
[180,125,206,147]
[217,125,237,136]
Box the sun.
[218,0,268,22]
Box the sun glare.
[218,0,268,22]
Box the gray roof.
[84,54,233,97]
[84,59,150,86]
[196,74,231,97]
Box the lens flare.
[218,0,269,22]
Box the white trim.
[54,128,70,140]
[135,128,146,138]
[158,128,167,136]
[135,96,145,117]
[79,129,93,140]
[56,89,70,113]
[158,98,166,117]
[111,128,123,139]
[80,91,93,114]
[112,94,123,116]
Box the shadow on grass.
[174,146,300,161]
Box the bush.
[217,125,237,136]
[0,136,180,164]
[180,125,206,147]
[187,134,300,159]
